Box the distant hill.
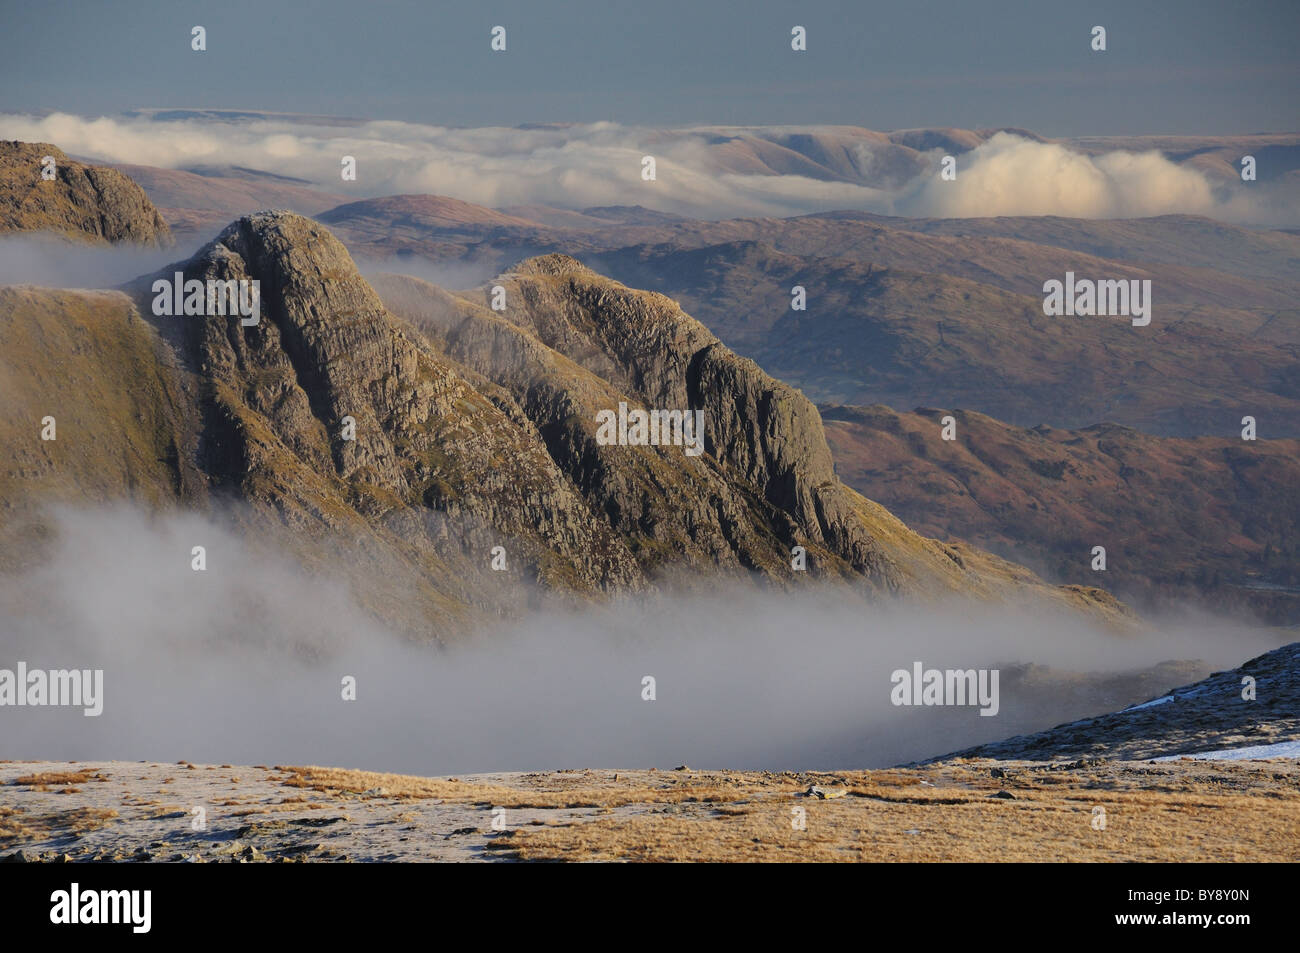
[317,194,546,240]
[586,239,1300,437]
[278,194,1300,436]
[811,211,1300,283]
[109,162,347,244]
[820,404,1300,621]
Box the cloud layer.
[1,112,1293,225]
[906,134,1220,219]
[0,504,1277,774]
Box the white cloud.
[904,132,1221,219]
[0,112,1292,225]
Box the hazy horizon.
[2,1,1297,135]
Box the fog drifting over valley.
[0,504,1281,775]
[0,235,204,289]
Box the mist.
[354,255,499,292]
[0,504,1283,776]
[2,111,1294,226]
[0,234,203,289]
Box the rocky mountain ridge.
[1,204,1135,638]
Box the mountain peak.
[510,253,594,277]
[318,193,541,231]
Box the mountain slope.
[936,641,1300,762]
[319,195,546,234]
[373,272,820,582]
[304,195,1300,433]
[1,142,171,246]
[128,212,648,621]
[0,285,198,576]
[820,211,1300,283]
[585,229,1300,342]
[820,404,1300,621]
[314,197,1300,341]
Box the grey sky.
[1,0,1296,134]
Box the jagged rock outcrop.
[0,142,171,246]
[375,271,834,585]
[128,212,643,624]
[373,256,1138,621]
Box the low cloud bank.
[1,112,1293,225]
[0,235,201,289]
[0,504,1280,774]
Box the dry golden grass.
[6,759,1292,862]
[65,808,120,832]
[277,765,808,809]
[493,792,1298,862]
[0,806,33,840]
[11,769,103,789]
[278,765,498,800]
[0,806,119,842]
[486,762,1300,862]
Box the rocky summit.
[0,142,172,247]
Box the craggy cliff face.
[0,142,171,247]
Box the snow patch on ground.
[1154,740,1300,761]
[1121,695,1175,713]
